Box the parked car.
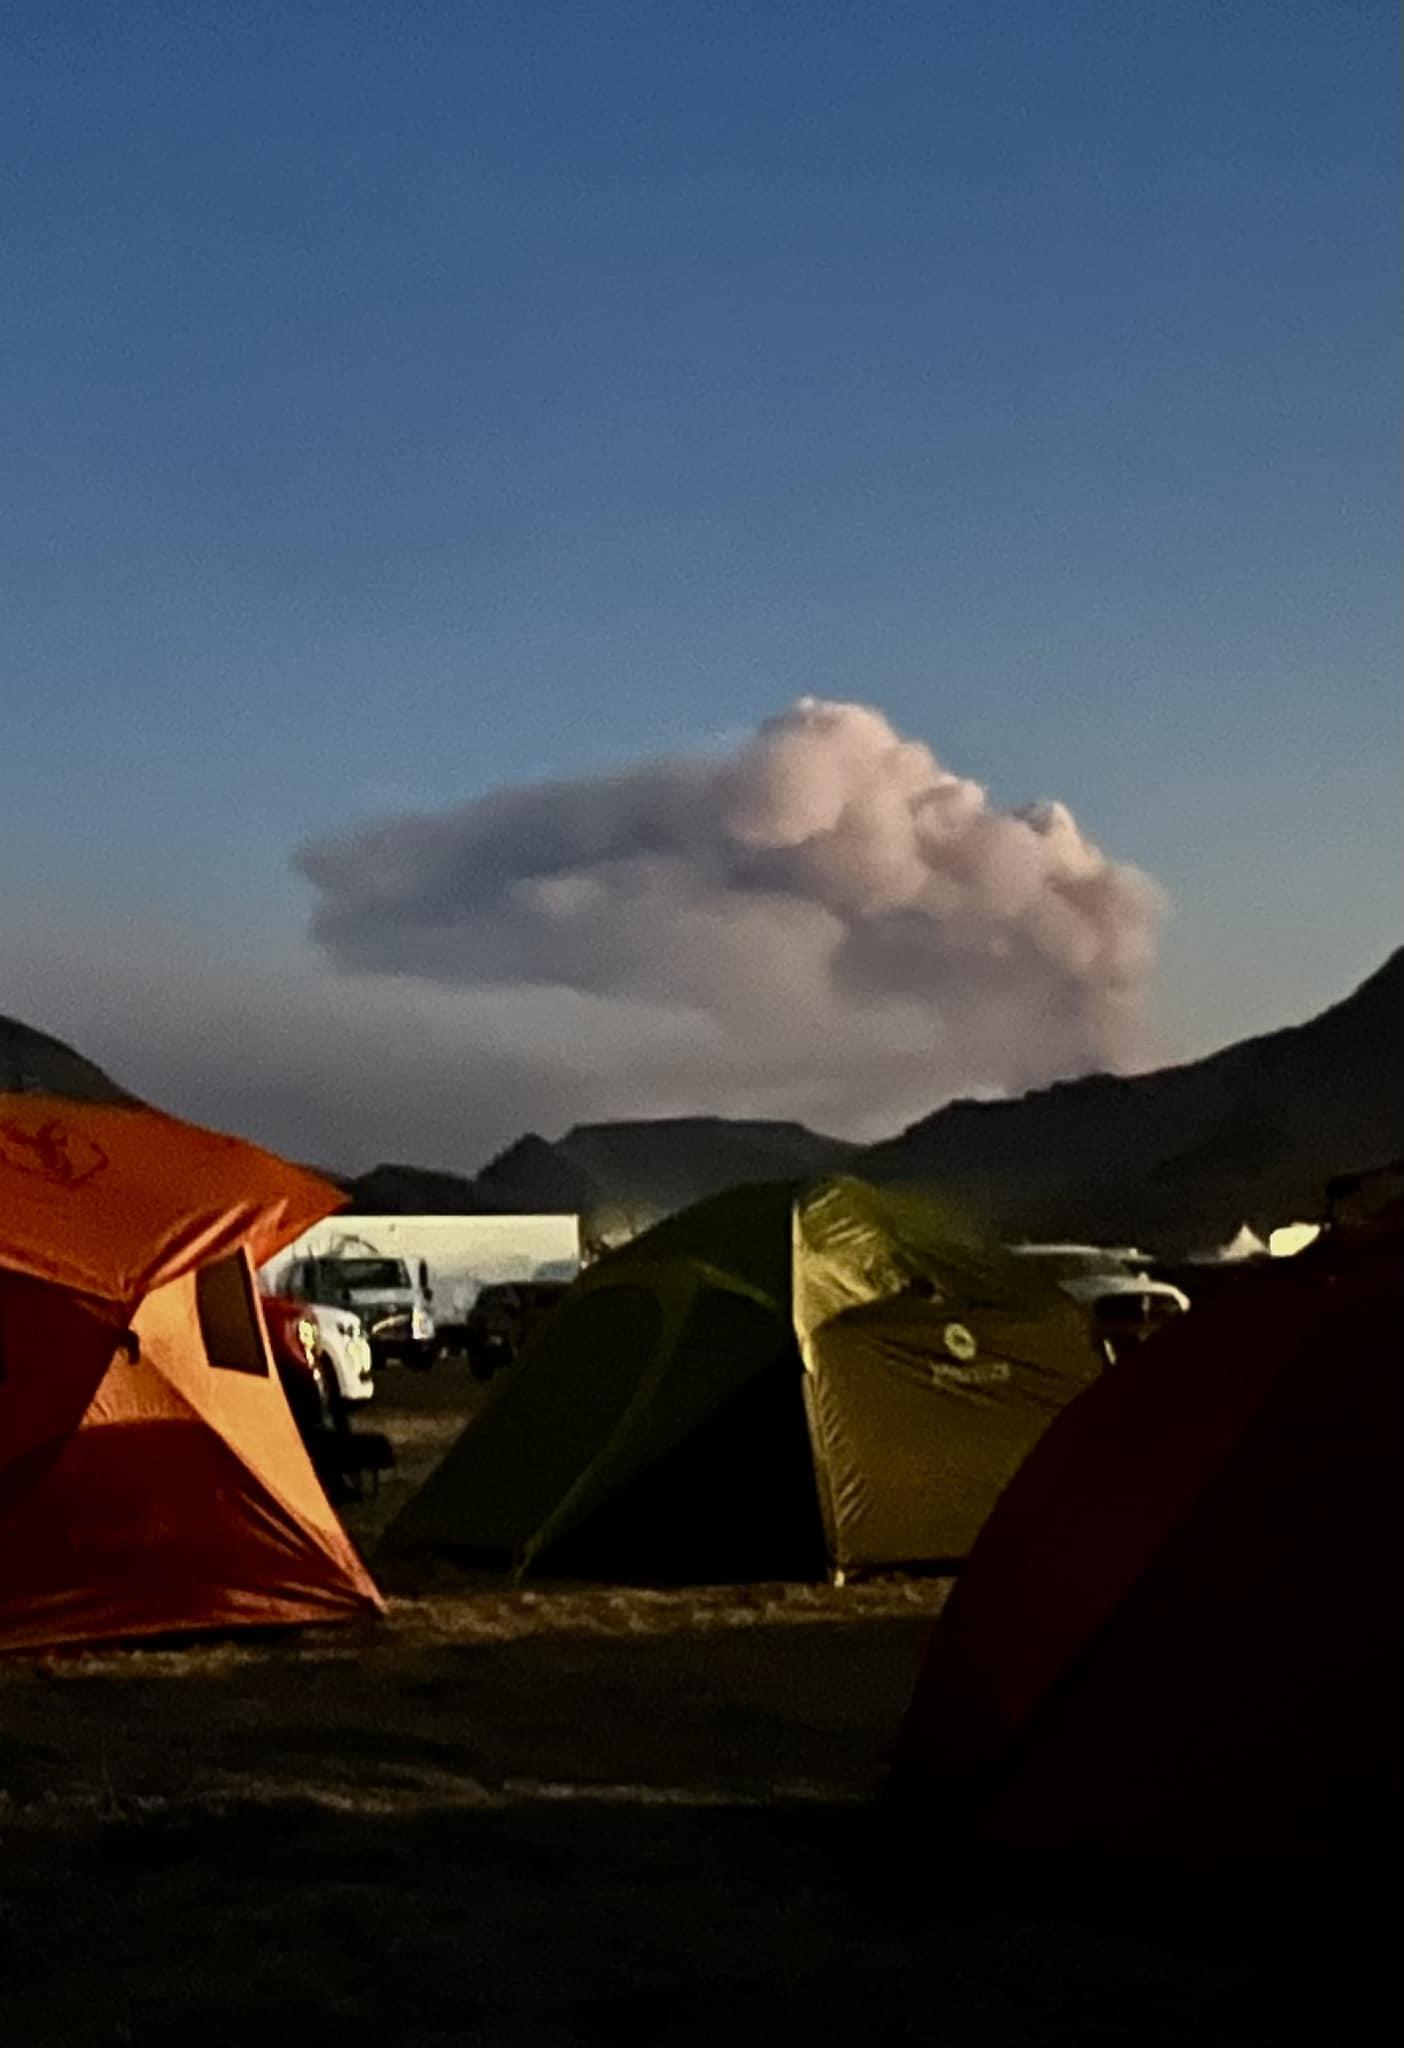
[462,1279,572,1380]
[1006,1245,1189,1367]
[1062,1274,1192,1367]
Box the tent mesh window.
[196,1256,269,1376]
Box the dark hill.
[0,1015,135,1104]
[554,1117,859,1224]
[345,1120,856,1226]
[861,948,1404,1251]
[467,1132,603,1215]
[341,1161,488,1213]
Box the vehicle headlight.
[411,1305,434,1341]
[295,1317,320,1365]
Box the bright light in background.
[1268,1222,1323,1259]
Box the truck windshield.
[326,1258,409,1290]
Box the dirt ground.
[1,1363,1392,2045]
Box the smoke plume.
[299,699,1165,1136]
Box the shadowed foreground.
[0,1592,1392,2046]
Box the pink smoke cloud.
[298,698,1167,1134]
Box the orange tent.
[0,1089,343,1309]
[891,1227,1400,1892]
[1,1079,383,1653]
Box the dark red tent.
[892,1219,1400,1893]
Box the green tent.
[382,1176,1102,1580]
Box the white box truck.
[260,1213,581,1369]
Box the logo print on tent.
[0,1116,110,1189]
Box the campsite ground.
[0,1365,1391,2045]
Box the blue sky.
[1,2,1398,1164]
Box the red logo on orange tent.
[0,1116,109,1189]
